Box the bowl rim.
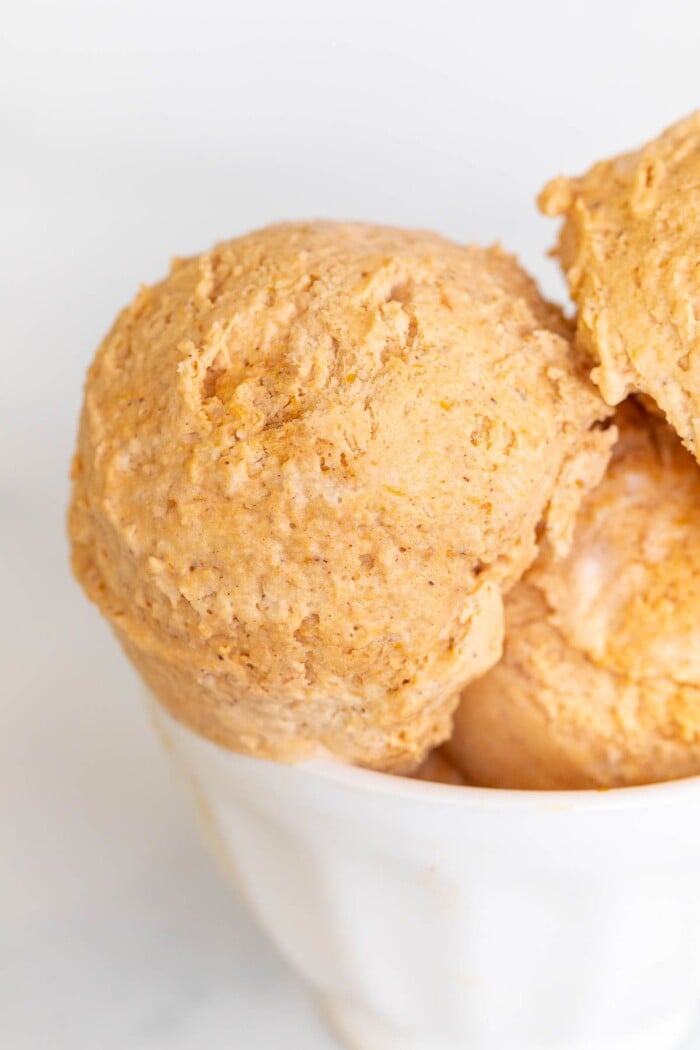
[295,757,700,812]
[149,696,700,814]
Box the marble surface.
[4,2,700,1046]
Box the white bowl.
[148,696,700,1050]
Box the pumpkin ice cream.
[69,221,611,771]
[539,111,700,460]
[447,402,700,789]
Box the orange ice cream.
[540,112,700,460]
[447,403,700,789]
[70,221,611,772]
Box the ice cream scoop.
[413,747,466,786]
[540,111,700,461]
[70,221,611,771]
[447,401,700,789]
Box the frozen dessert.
[539,111,700,460]
[413,748,466,786]
[446,402,700,789]
[69,220,612,772]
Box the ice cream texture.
[447,403,700,789]
[540,111,700,460]
[70,221,612,771]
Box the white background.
[3,2,700,1047]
